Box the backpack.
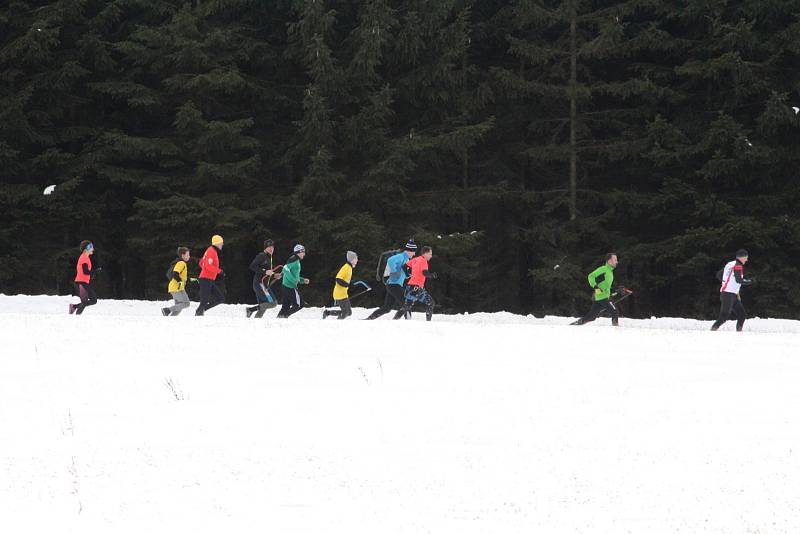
[376,249,401,282]
[165,259,184,281]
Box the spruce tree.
[0,0,113,294]
[91,1,275,298]
[625,0,800,317]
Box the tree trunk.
[568,0,578,221]
[462,150,469,230]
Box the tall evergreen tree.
[619,0,800,317]
[89,1,277,298]
[487,0,680,315]
[0,0,114,294]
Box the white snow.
[792,106,799,114]
[2,294,799,533]
[43,184,56,195]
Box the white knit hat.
[293,244,306,254]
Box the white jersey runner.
[719,260,744,295]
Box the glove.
[594,287,603,296]
[190,278,198,283]
[411,286,424,296]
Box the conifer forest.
[2,0,799,318]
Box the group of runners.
[69,236,439,321]
[68,236,753,330]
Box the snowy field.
[2,294,799,533]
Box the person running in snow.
[366,239,417,320]
[403,246,437,321]
[323,251,359,320]
[571,253,620,326]
[69,240,101,315]
[162,246,194,316]
[195,235,226,316]
[711,249,753,331]
[246,239,282,318]
[277,244,310,318]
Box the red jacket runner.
[199,246,222,280]
[406,256,429,287]
[74,254,92,283]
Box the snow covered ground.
[2,294,799,533]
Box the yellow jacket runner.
[332,263,353,301]
[168,260,189,293]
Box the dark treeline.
[2,0,800,318]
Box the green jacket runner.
[587,262,615,301]
[281,255,306,289]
